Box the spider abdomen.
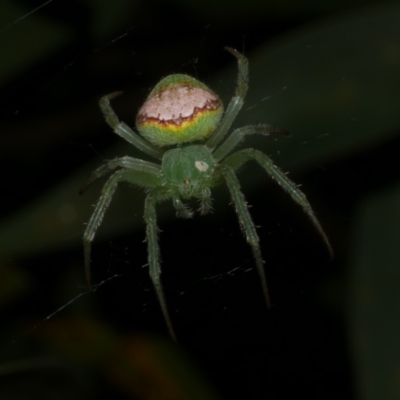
[136,74,223,147]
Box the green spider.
[81,47,333,341]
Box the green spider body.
[81,47,333,342]
[162,145,217,200]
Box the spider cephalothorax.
[81,47,333,341]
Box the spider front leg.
[223,149,334,257]
[220,165,271,308]
[144,189,177,341]
[213,124,288,162]
[206,47,249,150]
[99,92,165,160]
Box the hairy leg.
[144,189,177,341]
[198,187,212,215]
[223,149,333,257]
[172,196,193,219]
[220,165,271,308]
[206,47,249,150]
[80,156,161,195]
[213,124,288,162]
[83,170,127,289]
[83,166,161,289]
[99,92,164,160]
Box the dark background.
[1,1,400,399]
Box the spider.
[81,47,333,341]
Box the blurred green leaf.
[350,182,400,400]
[40,316,220,400]
[0,262,30,308]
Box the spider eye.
[136,74,223,147]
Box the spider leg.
[83,164,162,289]
[80,156,161,195]
[206,47,249,150]
[80,163,116,195]
[172,196,194,218]
[108,157,162,187]
[144,189,177,341]
[199,187,213,215]
[213,124,288,162]
[83,170,126,290]
[220,165,271,308]
[99,92,165,160]
[107,156,161,172]
[223,149,334,257]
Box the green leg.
[223,149,334,257]
[80,163,116,195]
[172,196,193,219]
[206,47,249,150]
[144,189,177,341]
[83,170,127,289]
[80,156,161,195]
[213,124,288,162]
[83,165,160,289]
[99,92,164,160]
[198,187,212,215]
[220,165,271,309]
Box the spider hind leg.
[223,148,334,257]
[145,189,177,341]
[221,165,271,308]
[83,170,127,289]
